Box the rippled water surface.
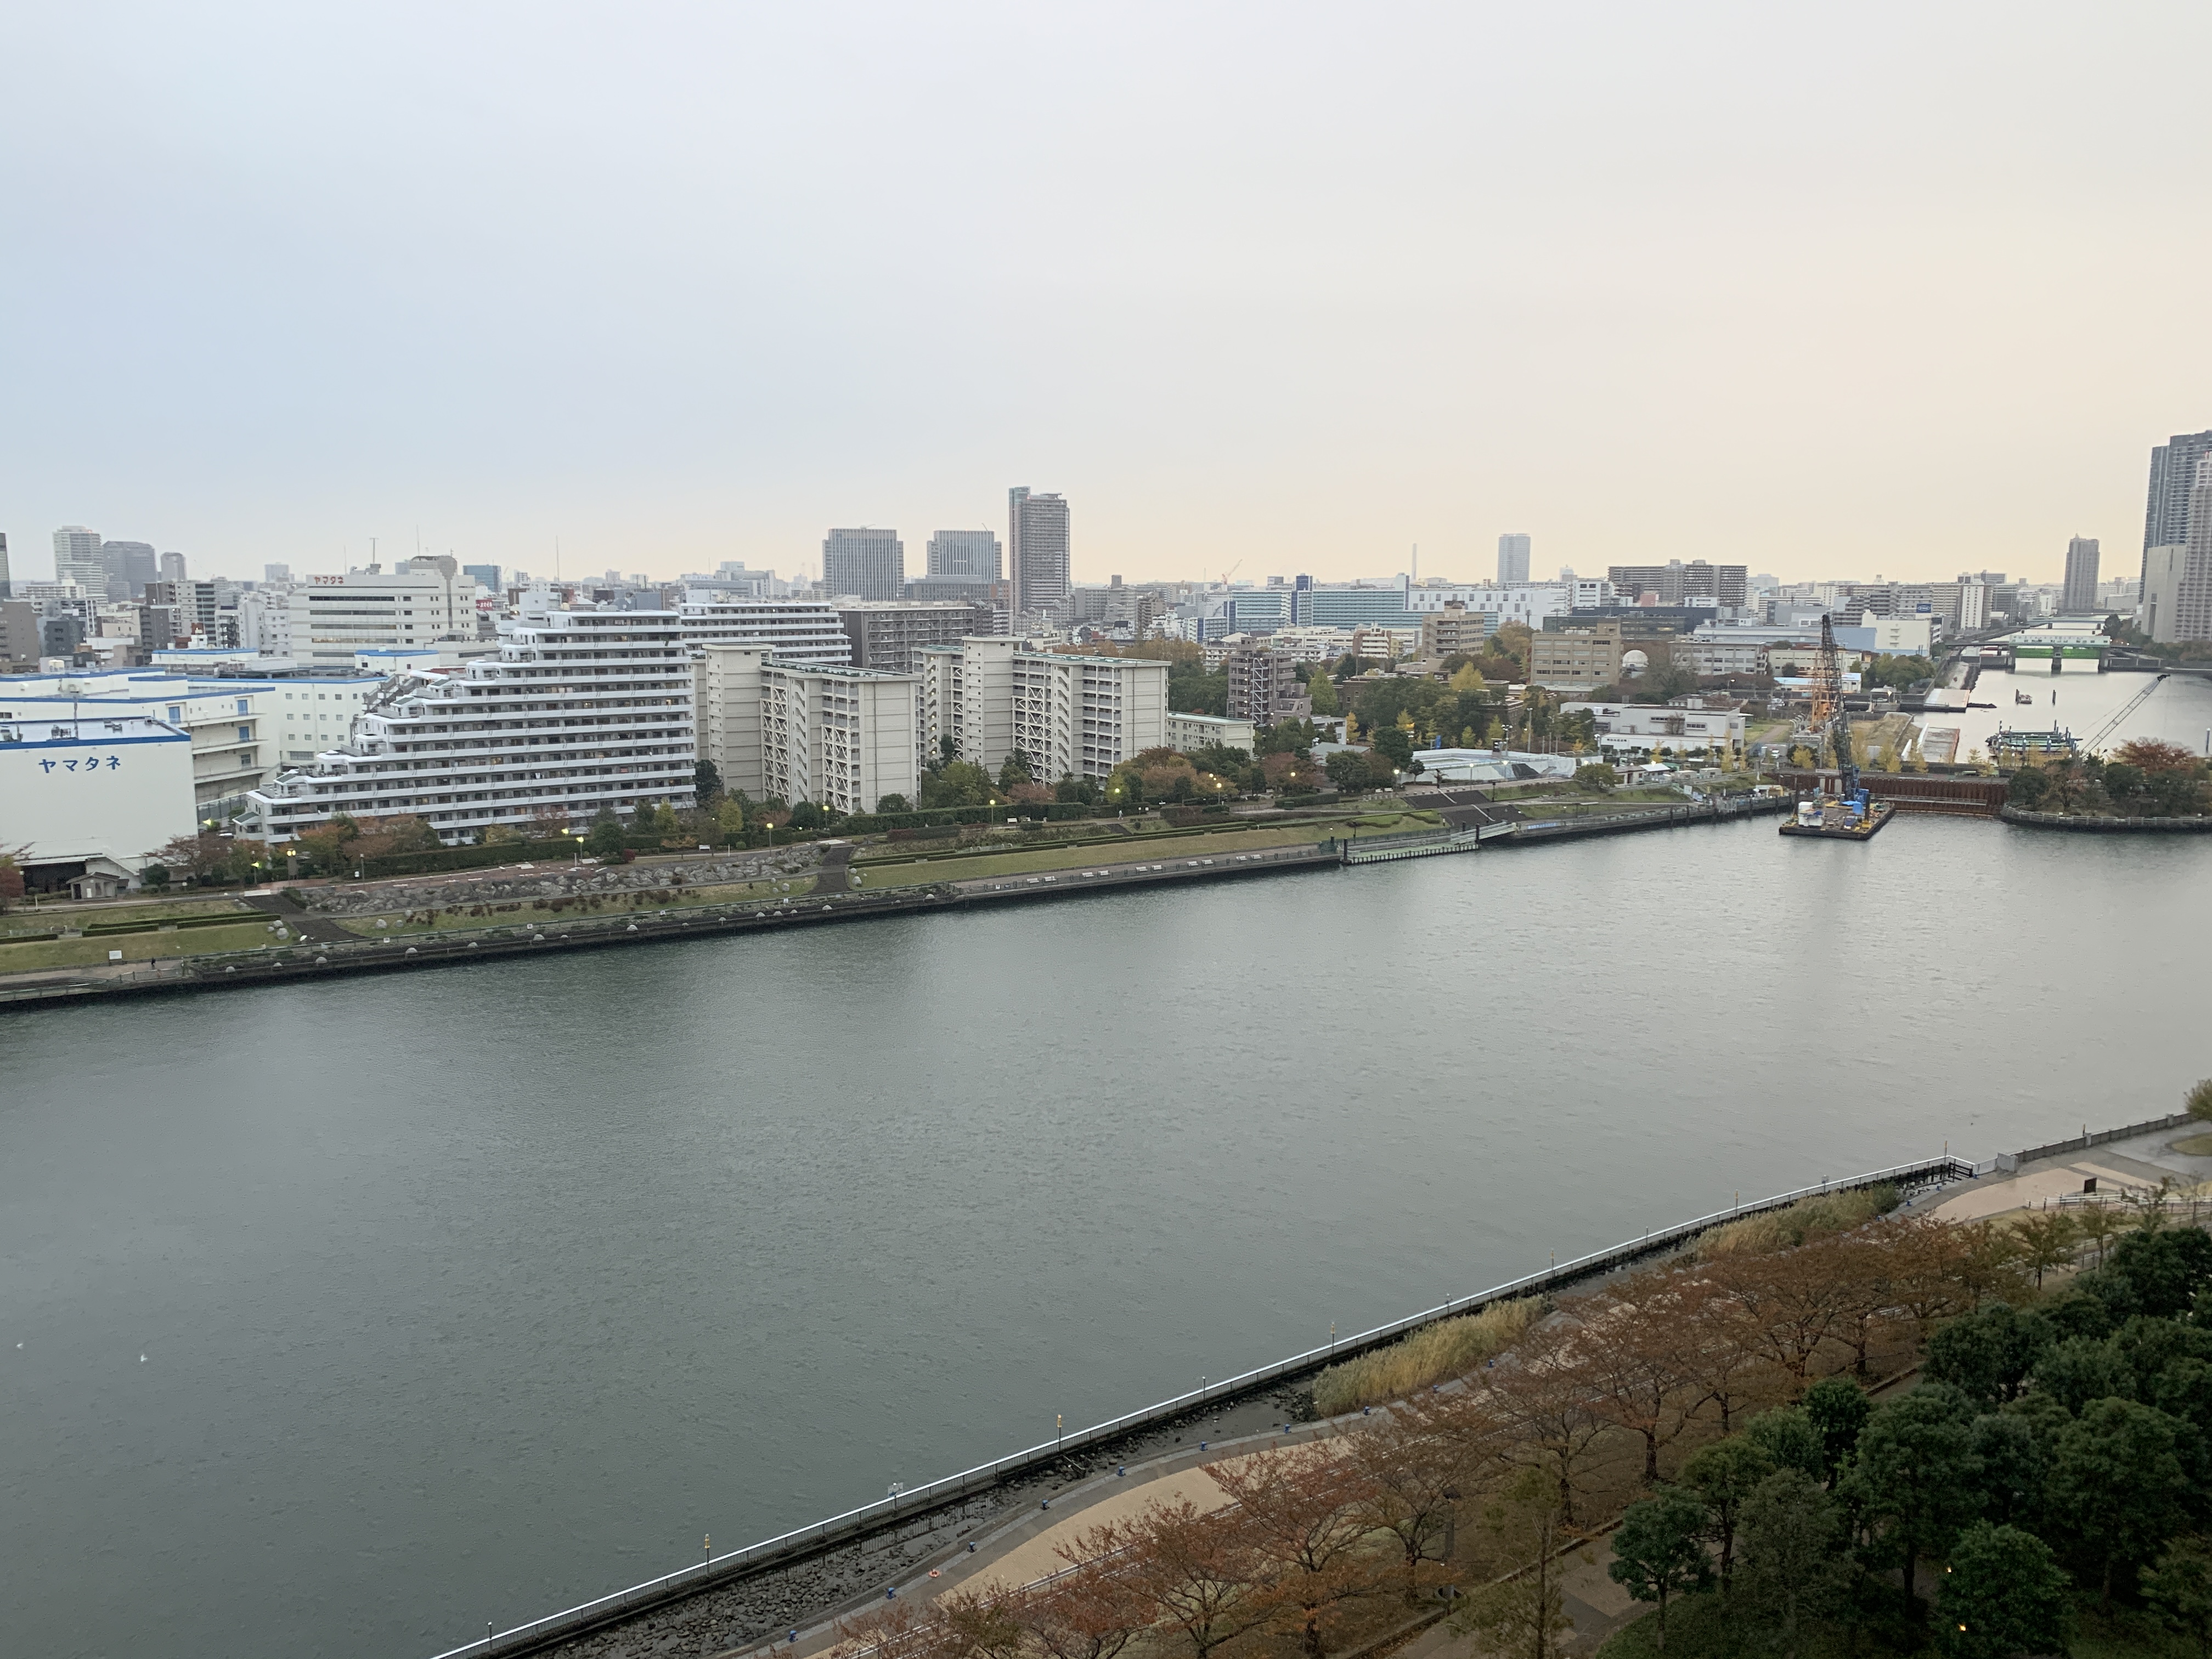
[4,816,2207,1658]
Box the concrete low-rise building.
[1529,623,1623,691]
[1561,701,1746,758]
[1166,711,1259,754]
[1419,603,1493,659]
[0,712,195,892]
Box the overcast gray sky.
[4,2,2207,587]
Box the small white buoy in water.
[140,1354,148,1363]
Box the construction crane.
[1810,614,1858,798]
[1218,560,1242,590]
[2083,673,2170,754]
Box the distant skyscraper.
[159,551,188,585]
[2144,430,2212,604]
[2061,537,2101,614]
[1008,488,1071,616]
[264,563,292,584]
[464,563,501,592]
[822,527,905,601]
[53,526,103,590]
[1497,533,1531,585]
[0,532,10,599]
[927,529,1002,582]
[99,539,157,599]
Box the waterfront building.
[823,528,905,602]
[0,710,194,893]
[926,529,1001,583]
[2145,431,2212,559]
[287,560,474,667]
[1419,603,1492,659]
[1528,623,1623,691]
[1165,711,1259,754]
[244,610,695,844]
[918,637,1166,780]
[1497,534,1531,586]
[2155,452,2212,645]
[1008,489,1071,617]
[837,600,995,672]
[696,642,918,813]
[676,595,853,663]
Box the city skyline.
[5,5,2210,588]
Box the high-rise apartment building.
[1497,534,1531,586]
[245,609,696,843]
[823,528,905,602]
[692,643,919,814]
[2145,431,2212,556]
[676,596,852,663]
[2147,453,2212,644]
[919,637,1165,779]
[1224,646,1304,724]
[926,529,1002,582]
[1008,488,1071,617]
[53,526,104,590]
[837,600,996,672]
[0,532,10,600]
[2061,537,2101,614]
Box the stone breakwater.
[298,850,825,918]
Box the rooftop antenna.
[555,536,561,583]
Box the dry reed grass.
[1311,1296,1542,1414]
[1697,1183,1899,1257]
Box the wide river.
[7,809,2210,1659]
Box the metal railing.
[424,1151,1972,1659]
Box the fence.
[2011,1111,2198,1167]
[425,1153,1971,1659]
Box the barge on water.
[1779,791,1895,840]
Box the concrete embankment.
[432,1151,1971,1659]
[0,845,1342,1010]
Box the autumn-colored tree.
[2012,1209,2081,1288]
[1345,1400,1475,1602]
[1449,1468,1579,1659]
[1015,1565,1152,1659]
[1581,1279,1703,1483]
[1481,1321,1609,1525]
[1711,1239,1850,1392]
[1210,1446,1385,1658]
[1088,1498,1271,1659]
[1671,1269,1776,1433]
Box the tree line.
[827,1183,2212,1659]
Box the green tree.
[652,803,680,836]
[921,760,993,809]
[1450,1470,1577,1659]
[2146,1536,2212,1659]
[1306,673,1339,715]
[1371,726,1414,772]
[585,808,627,860]
[1572,762,1618,793]
[1925,1303,2055,1407]
[2190,1079,2212,1122]
[716,798,746,842]
[1743,1408,1826,1483]
[2032,1335,2134,1414]
[1737,1470,1845,1659]
[1801,1378,1871,1483]
[1966,1413,2044,1527]
[2013,1210,2081,1289]
[1609,1491,1711,1650]
[1934,1522,2072,1659]
[1324,751,1373,793]
[1839,1386,1981,1613]
[139,861,171,890]
[874,793,910,814]
[1681,1435,1775,1592]
[998,750,1035,789]
[2048,1395,2189,1609]
[695,758,724,802]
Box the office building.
[245,609,696,844]
[1497,534,1531,585]
[100,540,159,600]
[926,529,1002,582]
[286,559,474,666]
[0,531,11,599]
[823,528,905,602]
[464,563,501,592]
[0,709,196,894]
[1397,582,1580,628]
[1008,488,1071,617]
[1559,701,1746,759]
[264,563,292,584]
[1606,562,1748,608]
[1225,646,1305,724]
[159,552,188,585]
[837,600,995,672]
[1528,623,1623,691]
[677,596,853,663]
[2,601,40,667]
[2061,538,2101,614]
[1419,602,1492,659]
[52,527,104,590]
[919,637,1166,780]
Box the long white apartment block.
[677,595,852,663]
[694,643,916,814]
[245,610,694,844]
[286,560,473,667]
[919,637,1166,781]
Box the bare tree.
[1211,1446,1386,1658]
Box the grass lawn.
[856,825,1336,889]
[0,921,280,973]
[331,879,791,938]
[0,897,255,938]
